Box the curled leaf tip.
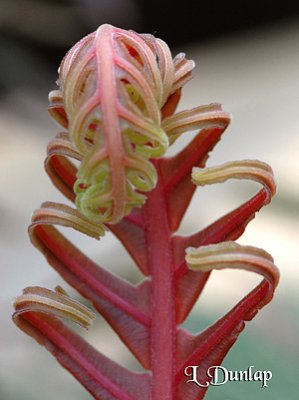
[186,241,279,293]
[31,201,106,239]
[13,286,96,330]
[162,103,231,144]
[192,159,276,203]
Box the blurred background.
[1,1,299,399]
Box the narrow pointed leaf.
[176,281,274,400]
[30,211,151,368]
[173,189,270,323]
[176,242,278,399]
[13,306,150,400]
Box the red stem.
[144,166,176,400]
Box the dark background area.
[1,0,299,94]
[138,0,299,45]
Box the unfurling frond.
[48,24,229,225]
[48,24,195,224]
[14,23,278,400]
